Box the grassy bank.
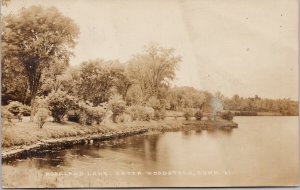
[2,118,237,160]
[1,119,169,148]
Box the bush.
[36,108,50,128]
[126,106,154,121]
[146,96,161,110]
[6,101,24,116]
[6,101,30,116]
[154,109,166,120]
[47,90,77,123]
[194,110,203,120]
[183,108,195,120]
[2,107,14,127]
[116,113,132,123]
[77,102,106,125]
[22,105,31,116]
[91,106,106,124]
[221,111,233,121]
[108,95,126,123]
[67,110,80,123]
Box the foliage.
[77,102,106,125]
[145,96,166,120]
[114,64,133,100]
[75,60,128,105]
[234,111,258,116]
[1,107,14,127]
[1,59,29,105]
[6,101,25,116]
[116,113,132,123]
[183,108,195,120]
[22,105,31,116]
[194,110,203,120]
[168,86,208,111]
[128,43,181,100]
[34,96,49,111]
[47,90,76,123]
[108,95,126,123]
[125,84,145,105]
[221,111,233,121]
[36,107,50,128]
[39,65,72,95]
[154,109,166,120]
[223,95,299,116]
[126,106,154,121]
[146,96,162,110]
[2,5,79,119]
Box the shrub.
[126,106,154,121]
[154,109,166,120]
[194,110,203,120]
[183,108,195,120]
[2,107,14,127]
[116,113,132,123]
[143,106,155,121]
[146,97,166,120]
[108,95,126,123]
[6,101,24,116]
[67,110,80,123]
[47,90,76,123]
[22,105,31,116]
[89,106,106,124]
[77,102,106,125]
[221,111,233,121]
[36,108,50,128]
[6,101,31,116]
[146,96,161,110]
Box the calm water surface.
[2,116,298,187]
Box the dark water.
[2,116,298,187]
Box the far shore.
[2,118,237,161]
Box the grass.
[2,116,237,148]
[2,117,188,148]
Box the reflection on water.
[2,116,298,188]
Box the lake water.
[2,116,298,187]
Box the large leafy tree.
[113,63,133,100]
[128,43,181,101]
[2,5,80,120]
[76,59,127,105]
[1,59,29,105]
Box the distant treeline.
[223,95,298,116]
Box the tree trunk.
[30,96,36,122]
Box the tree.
[39,61,70,95]
[128,43,181,101]
[114,63,133,100]
[76,59,124,105]
[2,5,80,120]
[1,59,29,104]
[47,90,76,123]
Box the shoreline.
[2,128,149,161]
[2,119,237,161]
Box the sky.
[2,0,298,100]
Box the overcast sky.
[3,0,298,100]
